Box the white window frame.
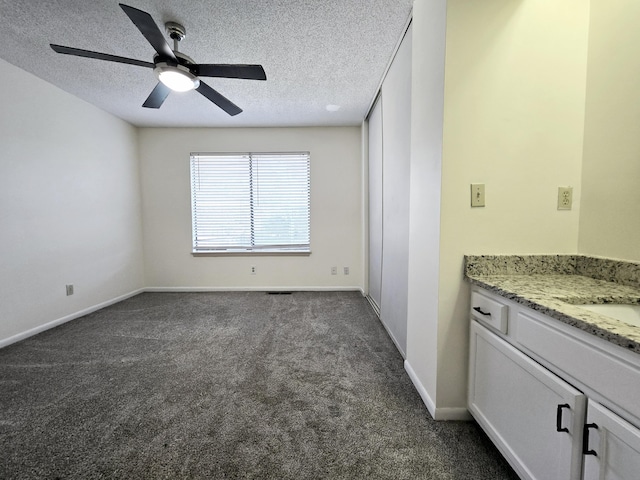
[190,152,311,254]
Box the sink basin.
[577,304,640,328]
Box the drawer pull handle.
[473,306,491,316]
[556,403,570,432]
[583,423,598,456]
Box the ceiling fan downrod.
[165,21,186,53]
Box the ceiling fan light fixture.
[155,62,200,92]
[50,4,265,115]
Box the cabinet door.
[469,321,586,480]
[583,400,640,480]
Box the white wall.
[405,0,447,416]
[138,127,363,290]
[0,58,144,346]
[437,0,589,410]
[579,0,640,261]
[406,0,591,418]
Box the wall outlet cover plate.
[558,186,573,210]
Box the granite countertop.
[464,255,640,354]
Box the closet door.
[367,96,383,311]
[379,25,412,356]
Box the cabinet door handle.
[582,423,598,456]
[473,306,491,316]
[556,403,570,432]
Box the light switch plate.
[471,184,485,207]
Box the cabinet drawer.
[470,290,508,333]
[516,312,640,424]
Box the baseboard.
[145,286,365,293]
[0,288,145,349]
[434,407,472,421]
[384,327,406,359]
[405,360,437,418]
[377,316,406,359]
[366,295,381,316]
[404,360,471,421]
[0,286,368,350]
[364,296,407,358]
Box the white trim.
[361,118,370,298]
[405,359,437,418]
[372,302,406,359]
[404,359,471,421]
[365,12,413,120]
[0,288,145,349]
[366,295,381,316]
[145,286,365,293]
[385,327,406,359]
[435,407,472,422]
[192,250,311,256]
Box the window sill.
[192,250,311,257]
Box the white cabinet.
[583,400,640,480]
[469,286,640,480]
[469,321,586,480]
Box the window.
[190,152,310,253]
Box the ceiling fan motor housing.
[165,21,186,42]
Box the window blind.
[190,152,310,253]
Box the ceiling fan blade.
[194,64,267,81]
[142,82,171,109]
[50,44,154,68]
[196,82,242,116]
[119,3,176,60]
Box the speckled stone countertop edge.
[465,254,640,289]
[465,275,640,354]
[464,254,640,354]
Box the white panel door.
[583,400,640,480]
[468,321,586,480]
[367,97,383,311]
[379,25,412,357]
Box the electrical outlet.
[331,266,337,275]
[471,184,485,207]
[557,187,573,210]
[343,267,350,275]
[250,266,256,275]
[66,284,74,296]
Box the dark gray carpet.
[0,291,517,479]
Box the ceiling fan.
[50,3,266,116]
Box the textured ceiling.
[0,1,413,127]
